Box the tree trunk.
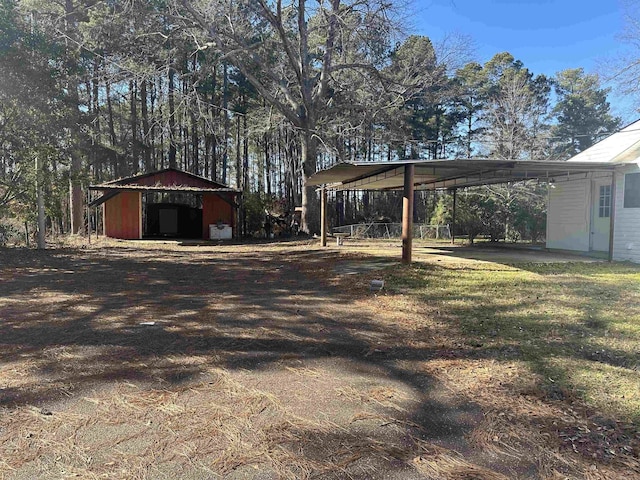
[243,114,249,193]
[130,80,138,173]
[68,114,83,234]
[168,66,177,169]
[264,133,271,196]
[210,89,218,180]
[92,61,102,181]
[236,116,241,190]
[190,56,200,175]
[36,156,46,249]
[64,0,83,234]
[105,81,118,177]
[336,190,344,226]
[467,98,473,158]
[300,128,318,234]
[222,63,229,184]
[191,111,199,175]
[236,116,243,235]
[157,77,165,169]
[149,80,157,169]
[141,79,152,172]
[69,167,83,235]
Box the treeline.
[0,0,620,243]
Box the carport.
[306,159,616,263]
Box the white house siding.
[546,178,591,251]
[613,164,640,262]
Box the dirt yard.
[1,239,639,479]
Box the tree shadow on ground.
[1,245,638,478]
[0,246,520,479]
[383,258,640,469]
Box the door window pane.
[599,184,611,218]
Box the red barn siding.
[202,194,234,239]
[104,192,141,239]
[98,169,237,240]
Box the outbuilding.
[89,168,240,240]
[547,119,640,262]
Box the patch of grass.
[386,261,640,424]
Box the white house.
[547,120,640,262]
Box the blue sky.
[412,0,635,119]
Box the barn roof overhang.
[99,167,232,189]
[88,184,240,207]
[306,159,618,191]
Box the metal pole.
[320,185,327,247]
[608,171,617,262]
[451,189,457,245]
[402,164,415,264]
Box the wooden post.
[138,192,143,239]
[320,185,327,247]
[451,189,457,245]
[402,164,415,264]
[608,171,617,262]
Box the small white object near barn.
[547,119,640,262]
[209,223,233,240]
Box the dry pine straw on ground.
[294,249,640,475]
[0,242,639,479]
[0,244,485,479]
[356,260,640,477]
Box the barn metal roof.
[99,167,233,189]
[88,167,240,207]
[89,184,238,193]
[306,159,617,191]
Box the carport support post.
[402,164,415,264]
[451,189,457,245]
[608,170,617,262]
[320,185,327,247]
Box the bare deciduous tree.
[179,0,409,232]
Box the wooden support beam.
[608,171,617,262]
[320,185,327,247]
[138,192,143,239]
[402,164,415,264]
[451,189,457,245]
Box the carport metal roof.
[308,158,620,264]
[306,159,616,191]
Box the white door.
[590,179,612,252]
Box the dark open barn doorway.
[143,192,203,239]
